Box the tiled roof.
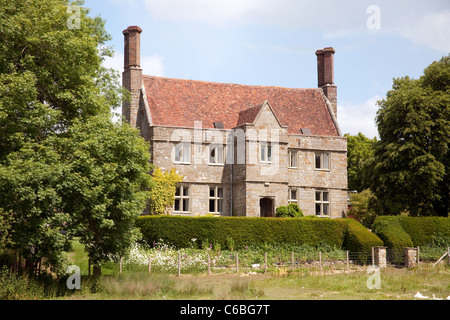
[142,75,339,136]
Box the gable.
[142,75,340,136]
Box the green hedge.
[341,218,384,252]
[136,215,383,252]
[372,216,450,249]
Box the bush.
[276,204,304,218]
[341,218,384,252]
[372,216,450,249]
[136,215,382,253]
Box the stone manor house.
[122,26,348,218]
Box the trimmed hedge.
[136,215,383,252]
[341,218,384,252]
[372,216,450,249]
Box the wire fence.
[100,246,450,277]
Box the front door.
[260,198,274,217]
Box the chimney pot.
[316,47,337,117]
[123,26,143,70]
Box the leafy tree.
[345,132,377,192]
[0,0,149,275]
[149,167,184,215]
[347,189,377,228]
[0,0,123,160]
[58,116,152,271]
[368,55,450,216]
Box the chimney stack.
[122,26,143,127]
[316,47,337,117]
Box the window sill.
[315,168,330,172]
[174,162,191,165]
[208,163,225,166]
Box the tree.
[345,132,377,192]
[58,116,152,271]
[149,167,184,215]
[0,0,149,275]
[0,0,123,161]
[368,55,450,216]
[347,189,377,228]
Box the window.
[174,185,190,213]
[288,150,297,168]
[288,188,298,204]
[315,190,329,216]
[260,143,273,162]
[209,145,224,164]
[315,152,330,170]
[174,143,191,163]
[209,187,224,214]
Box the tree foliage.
[344,132,377,192]
[368,55,450,216]
[0,0,151,274]
[149,167,184,215]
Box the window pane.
[183,145,190,162]
[175,145,181,162]
[323,192,329,202]
[209,199,215,212]
[267,145,272,161]
[182,199,189,212]
[217,188,223,198]
[183,187,189,196]
[290,152,297,167]
[209,147,215,163]
[175,187,181,197]
[323,153,329,169]
[217,146,223,164]
[174,199,180,211]
[315,154,321,168]
[315,191,321,201]
[218,199,223,213]
[290,190,297,200]
[315,204,321,215]
[261,144,266,161]
[323,204,329,215]
[210,188,215,197]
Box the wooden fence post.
[371,247,375,266]
[291,252,295,273]
[236,252,239,274]
[346,250,349,270]
[148,256,151,275]
[207,253,211,275]
[264,252,267,273]
[417,246,420,267]
[319,251,322,270]
[178,251,181,277]
[88,259,91,276]
[119,257,123,274]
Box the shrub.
[276,204,303,218]
[341,218,384,252]
[136,215,381,253]
[371,216,413,250]
[372,216,450,248]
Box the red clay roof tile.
[142,75,339,136]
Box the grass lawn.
[63,238,450,300]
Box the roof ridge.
[142,74,319,92]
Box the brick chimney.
[315,47,337,117]
[122,26,143,128]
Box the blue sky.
[83,0,450,138]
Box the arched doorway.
[260,197,274,217]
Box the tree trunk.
[93,265,102,276]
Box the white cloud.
[142,0,450,52]
[103,52,165,76]
[338,95,381,138]
[396,10,450,52]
